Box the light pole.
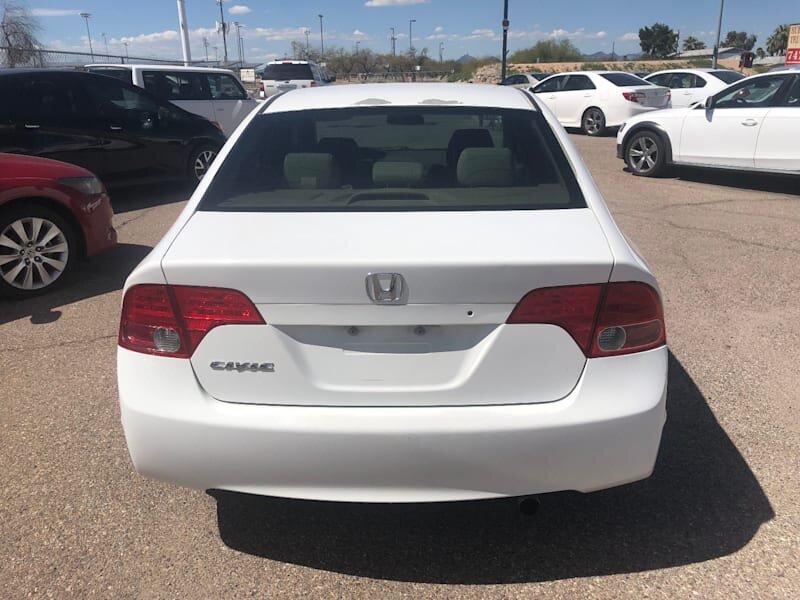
[234,21,243,64]
[203,37,210,63]
[355,40,360,54]
[216,0,228,63]
[409,18,416,55]
[123,41,129,60]
[80,12,93,59]
[318,14,324,62]
[102,32,109,56]
[390,27,396,56]
[712,0,725,68]
[240,36,245,64]
[304,28,310,56]
[439,41,444,63]
[213,45,219,64]
[176,0,192,65]
[500,0,509,81]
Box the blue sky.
[27,0,798,63]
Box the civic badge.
[365,273,408,305]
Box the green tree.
[639,23,678,58]
[723,31,757,50]
[508,39,582,63]
[682,36,706,51]
[0,0,41,67]
[766,24,789,56]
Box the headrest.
[283,153,338,189]
[457,148,513,186]
[372,161,424,186]
[447,128,494,166]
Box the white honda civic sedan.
[117,83,668,503]
[618,71,800,177]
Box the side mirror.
[704,96,715,109]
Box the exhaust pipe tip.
[517,496,541,516]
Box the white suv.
[258,60,332,98]
[87,64,258,136]
[117,83,668,503]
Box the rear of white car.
[259,60,330,98]
[117,83,667,503]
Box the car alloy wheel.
[627,134,661,175]
[0,215,70,291]
[582,108,605,136]
[193,149,217,181]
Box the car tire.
[0,204,78,299]
[581,107,606,136]
[625,131,667,177]
[188,144,219,184]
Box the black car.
[0,70,226,186]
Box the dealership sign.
[787,23,800,65]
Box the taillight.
[622,91,645,103]
[507,282,665,358]
[259,81,264,91]
[310,80,316,87]
[119,285,264,358]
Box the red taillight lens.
[310,80,316,87]
[507,284,603,351]
[622,91,645,103]
[259,81,264,91]
[506,282,665,358]
[119,285,264,358]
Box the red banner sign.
[787,24,800,65]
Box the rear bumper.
[118,346,668,502]
[79,192,117,257]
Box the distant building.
[670,47,742,60]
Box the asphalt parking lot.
[2,135,798,598]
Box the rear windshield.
[199,106,586,212]
[88,68,133,85]
[262,64,313,80]
[710,70,745,84]
[600,73,649,87]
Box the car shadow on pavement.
[669,168,799,195]
[210,352,774,584]
[109,182,193,214]
[0,243,150,326]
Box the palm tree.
[682,36,706,51]
[766,24,789,56]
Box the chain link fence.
[0,46,247,69]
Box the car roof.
[86,63,236,74]
[267,60,315,65]
[262,83,535,113]
[645,68,735,75]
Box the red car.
[0,153,117,298]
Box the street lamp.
[203,37,210,63]
[304,28,310,55]
[500,0,510,80]
[216,0,228,63]
[439,41,444,63]
[409,18,416,55]
[79,12,94,59]
[122,41,129,59]
[390,27,396,56]
[712,0,725,68]
[318,14,325,62]
[355,40,360,54]
[234,21,244,64]
[102,32,109,56]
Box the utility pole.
[304,28,310,56]
[318,14,324,62]
[439,41,444,63]
[240,36,245,64]
[713,0,725,68]
[234,21,243,64]
[216,0,228,63]
[123,41,129,60]
[611,40,615,61]
[177,0,192,66]
[102,32,109,56]
[390,27,396,56]
[409,18,416,55]
[355,41,360,54]
[80,13,93,59]
[500,0,509,81]
[203,37,210,63]
[214,45,219,64]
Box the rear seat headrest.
[372,161,424,187]
[283,153,339,189]
[457,148,513,187]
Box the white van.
[258,60,333,98]
[86,64,259,136]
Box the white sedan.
[531,71,671,136]
[117,83,668,503]
[618,71,800,177]
[644,68,745,107]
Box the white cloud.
[595,31,608,39]
[434,26,444,33]
[364,0,429,7]
[546,28,608,41]
[228,5,251,15]
[119,30,180,45]
[29,8,81,17]
[618,32,639,42]
[353,29,367,38]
